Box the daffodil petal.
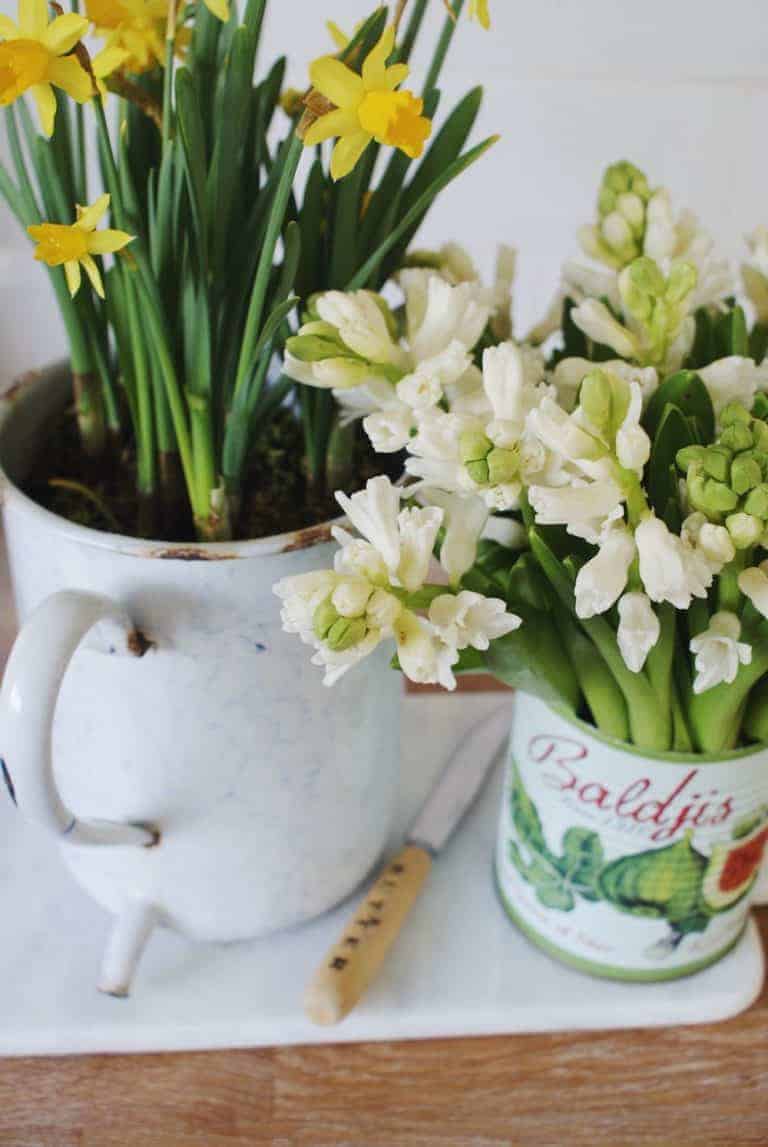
[303,107,360,147]
[330,131,370,181]
[202,0,229,21]
[309,55,363,110]
[92,45,129,80]
[64,259,81,297]
[87,228,133,255]
[361,24,396,90]
[80,254,104,298]
[76,193,111,231]
[0,16,18,39]
[382,62,408,91]
[18,0,47,38]
[30,82,56,137]
[42,13,88,54]
[48,55,94,103]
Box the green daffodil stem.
[162,0,176,146]
[423,0,465,95]
[688,645,768,753]
[233,134,303,403]
[743,675,768,743]
[397,0,430,62]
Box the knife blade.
[304,703,512,1026]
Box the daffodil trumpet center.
[358,89,431,158]
[29,223,90,266]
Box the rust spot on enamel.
[2,370,43,405]
[280,523,333,553]
[150,547,238,561]
[127,629,154,657]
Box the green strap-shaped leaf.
[400,86,483,218]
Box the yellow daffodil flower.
[28,193,134,298]
[469,0,490,28]
[304,24,432,182]
[0,0,92,137]
[86,0,203,76]
[92,41,130,97]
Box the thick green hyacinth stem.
[558,609,629,742]
[688,645,768,753]
[743,675,768,743]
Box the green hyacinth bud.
[688,467,739,516]
[719,422,754,453]
[726,512,763,549]
[601,161,651,205]
[580,369,615,433]
[460,427,493,485]
[676,444,706,472]
[703,445,733,484]
[744,484,768,520]
[487,447,520,485]
[731,454,763,495]
[666,261,698,305]
[326,616,368,652]
[313,598,340,641]
[752,420,768,453]
[720,402,752,428]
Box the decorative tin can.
[496,692,768,981]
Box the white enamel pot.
[497,692,768,981]
[0,366,401,996]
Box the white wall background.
[1,0,767,384]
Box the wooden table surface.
[0,910,764,1146]
[1,549,767,1147]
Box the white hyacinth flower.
[396,506,443,592]
[396,340,472,413]
[681,512,735,574]
[570,299,638,360]
[400,269,493,362]
[527,477,625,532]
[697,357,768,425]
[617,592,661,673]
[526,395,604,465]
[553,357,657,413]
[614,381,651,474]
[635,514,711,609]
[690,612,752,695]
[274,570,338,644]
[738,561,768,618]
[394,610,460,691]
[482,341,549,445]
[420,487,489,584]
[429,590,521,651]
[405,410,474,495]
[574,523,635,619]
[336,476,403,573]
[742,227,768,323]
[362,408,414,453]
[315,291,405,367]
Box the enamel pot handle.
[0,590,155,847]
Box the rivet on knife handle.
[304,844,432,1026]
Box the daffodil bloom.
[86,0,203,76]
[0,0,92,137]
[469,0,490,28]
[91,41,130,98]
[28,194,133,299]
[303,25,432,181]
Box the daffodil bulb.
[574,523,635,619]
[690,612,752,695]
[617,593,660,673]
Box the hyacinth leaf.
[647,403,693,518]
[556,298,590,362]
[347,134,499,290]
[400,86,483,218]
[713,304,749,359]
[485,603,581,711]
[753,392,768,421]
[685,307,716,370]
[644,370,714,442]
[750,323,768,366]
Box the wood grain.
[0,911,765,1147]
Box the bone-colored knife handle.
[304,843,432,1026]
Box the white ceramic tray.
[0,693,764,1056]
